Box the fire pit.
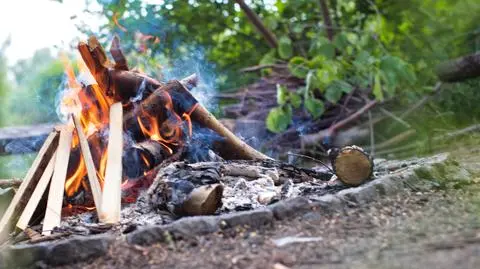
[0,36,374,247]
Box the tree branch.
[319,0,335,41]
[235,0,278,48]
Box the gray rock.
[46,234,114,266]
[1,241,50,268]
[219,208,273,229]
[127,225,169,246]
[268,197,311,220]
[165,216,220,236]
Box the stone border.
[1,153,457,268]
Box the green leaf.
[266,105,293,133]
[325,85,344,104]
[329,80,354,94]
[333,33,350,50]
[290,92,302,109]
[304,98,325,119]
[276,84,289,105]
[309,36,335,59]
[288,56,309,78]
[278,36,293,59]
[259,50,276,65]
[316,66,338,89]
[373,72,384,101]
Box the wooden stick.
[42,124,73,235]
[16,151,56,230]
[99,102,123,224]
[72,114,102,211]
[0,130,59,241]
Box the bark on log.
[78,37,162,103]
[436,53,480,82]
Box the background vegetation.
[0,0,480,176]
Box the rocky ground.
[54,148,480,269]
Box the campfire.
[0,36,373,243]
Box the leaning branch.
[235,0,278,48]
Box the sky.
[0,0,105,65]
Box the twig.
[368,111,375,156]
[287,152,334,173]
[400,82,443,119]
[379,108,411,129]
[301,100,378,147]
[240,64,288,73]
[0,179,22,189]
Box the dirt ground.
[58,150,480,269]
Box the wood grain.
[16,151,56,230]
[42,124,73,235]
[99,103,123,224]
[0,130,59,241]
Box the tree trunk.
[319,0,335,41]
[436,52,480,82]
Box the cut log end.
[331,146,373,186]
[178,184,224,216]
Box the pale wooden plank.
[42,124,73,235]
[72,114,102,211]
[0,130,59,241]
[99,102,123,224]
[16,151,56,230]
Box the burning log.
[0,130,59,241]
[43,124,74,235]
[99,103,123,224]
[123,140,171,178]
[329,145,373,186]
[78,36,162,103]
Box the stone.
[1,242,50,268]
[268,197,311,220]
[165,215,220,237]
[127,225,169,246]
[46,234,114,266]
[220,208,273,229]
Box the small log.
[330,146,373,186]
[43,124,74,235]
[0,130,59,241]
[110,35,128,71]
[436,52,480,82]
[99,103,123,224]
[16,152,56,231]
[72,114,102,210]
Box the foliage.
[81,0,480,133]
[4,49,64,126]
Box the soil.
[56,148,480,269]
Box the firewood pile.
[0,36,374,246]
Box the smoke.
[161,47,218,112]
